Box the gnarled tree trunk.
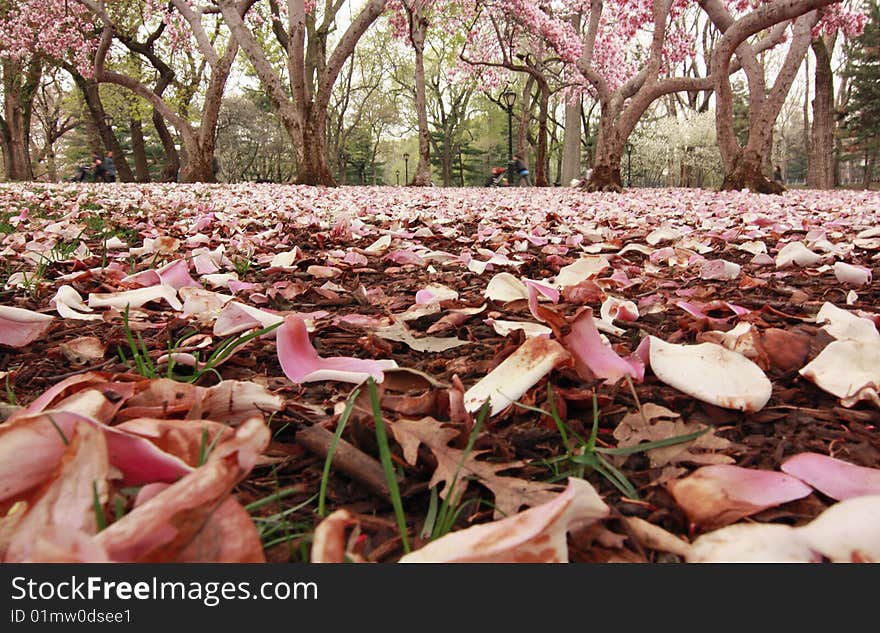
[1,58,41,181]
[130,117,151,182]
[561,93,582,185]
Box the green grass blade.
[318,388,360,517]
[367,377,410,553]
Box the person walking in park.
[103,151,117,182]
[91,154,107,183]
[773,165,783,185]
[513,154,531,186]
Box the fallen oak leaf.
[388,417,559,518]
[375,319,469,353]
[612,403,734,468]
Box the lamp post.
[626,142,633,188]
[403,153,409,183]
[396,170,400,186]
[502,89,517,187]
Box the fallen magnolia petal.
[5,422,108,562]
[484,272,529,302]
[277,315,397,384]
[0,305,54,347]
[797,495,880,562]
[524,278,559,323]
[486,319,552,338]
[311,509,358,563]
[799,340,880,407]
[88,285,183,311]
[834,261,872,288]
[115,418,233,467]
[180,287,234,321]
[599,296,639,323]
[364,234,392,253]
[687,524,817,563]
[552,256,609,288]
[177,496,266,563]
[668,464,813,530]
[700,259,741,281]
[463,336,570,415]
[213,301,284,336]
[202,273,239,289]
[400,478,609,563]
[775,241,823,268]
[646,224,682,245]
[93,417,269,562]
[268,248,300,269]
[781,452,880,501]
[814,302,879,344]
[198,380,285,426]
[563,310,643,385]
[415,284,459,304]
[645,336,772,412]
[123,259,200,291]
[50,285,103,321]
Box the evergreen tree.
[842,0,880,185]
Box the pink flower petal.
[669,464,813,530]
[0,306,54,347]
[781,452,880,501]
[277,315,396,384]
[562,309,644,385]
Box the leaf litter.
[0,183,879,563]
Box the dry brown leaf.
[389,417,559,518]
[375,319,469,353]
[612,403,734,468]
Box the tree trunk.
[807,34,836,189]
[2,58,40,181]
[409,9,432,186]
[584,104,625,192]
[180,144,216,182]
[722,148,785,194]
[295,112,334,185]
[130,117,151,182]
[153,110,180,182]
[716,11,819,194]
[533,81,550,186]
[73,75,135,182]
[561,94,582,185]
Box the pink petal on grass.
[668,464,813,530]
[277,315,397,385]
[0,306,54,347]
[463,336,571,415]
[562,310,643,385]
[781,453,880,501]
[399,478,608,563]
